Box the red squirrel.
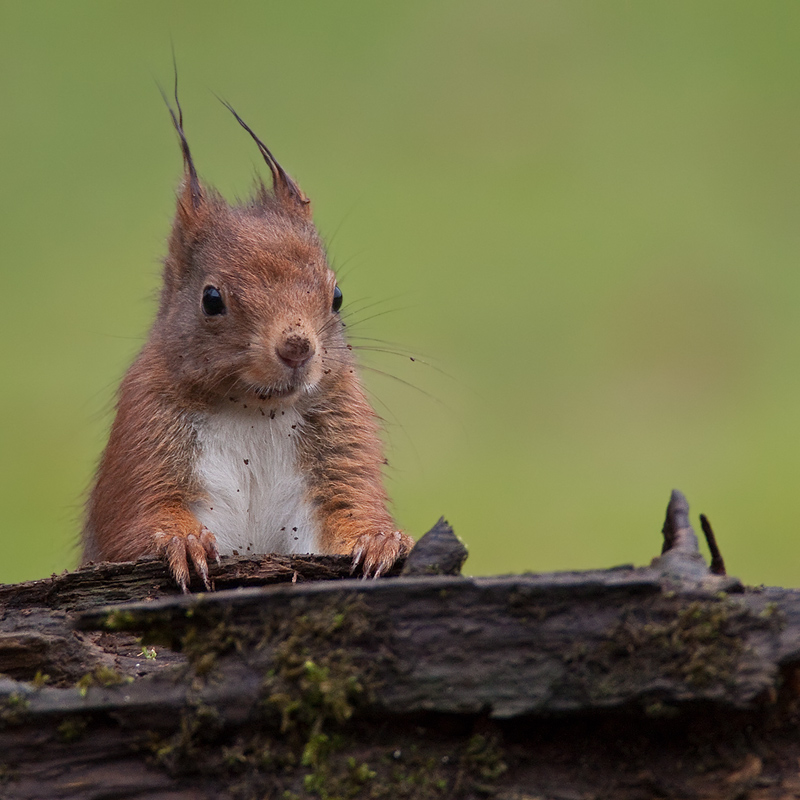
[81,94,413,592]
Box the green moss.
[75,665,132,697]
[759,602,784,626]
[259,597,373,741]
[148,701,222,773]
[179,614,254,677]
[95,665,130,687]
[0,692,30,726]
[138,594,510,799]
[101,608,190,650]
[32,670,50,688]
[462,733,507,782]
[101,609,138,631]
[634,601,741,687]
[75,674,92,697]
[140,594,493,798]
[300,735,376,800]
[143,596,376,794]
[265,655,363,737]
[57,717,88,743]
[563,594,775,702]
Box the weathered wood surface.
[0,549,403,684]
[2,499,800,799]
[66,569,794,717]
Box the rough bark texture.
[2,498,800,800]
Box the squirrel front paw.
[351,530,414,578]
[154,525,220,593]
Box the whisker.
[339,307,411,331]
[329,249,369,283]
[329,342,425,363]
[318,348,466,436]
[349,339,432,359]
[335,298,406,329]
[339,297,387,316]
[314,295,404,339]
[323,338,448,376]
[342,294,409,314]
[316,316,341,339]
[356,364,450,408]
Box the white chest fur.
[189,404,320,555]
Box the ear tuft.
[219,98,311,219]
[159,64,204,217]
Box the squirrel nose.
[276,335,314,370]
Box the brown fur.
[82,103,412,591]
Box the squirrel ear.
[175,174,206,231]
[219,99,311,219]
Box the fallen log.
[1,495,800,799]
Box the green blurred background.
[2,1,800,586]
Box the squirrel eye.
[332,285,343,313]
[202,285,226,317]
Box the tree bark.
[2,497,800,799]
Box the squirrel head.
[151,95,349,410]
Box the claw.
[186,534,210,590]
[199,525,220,565]
[350,544,365,574]
[154,525,219,592]
[163,534,190,594]
[351,530,412,579]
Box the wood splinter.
[699,513,727,576]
